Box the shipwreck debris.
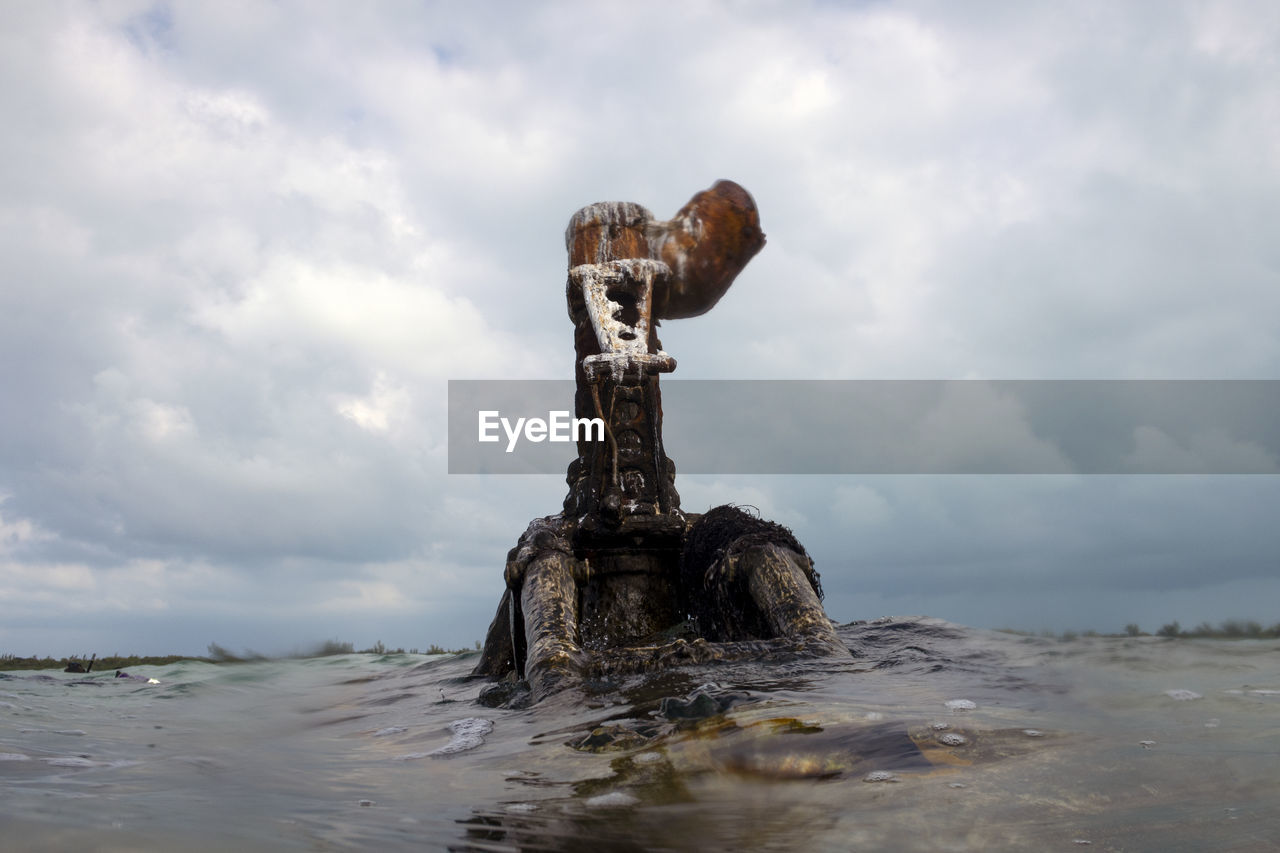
[473,181,846,701]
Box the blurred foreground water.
[2,618,1278,851]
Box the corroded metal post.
[519,552,582,698]
[473,181,846,703]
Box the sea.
[1,618,1277,852]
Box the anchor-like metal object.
[473,181,847,703]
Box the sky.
[2,1,1279,657]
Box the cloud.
[831,483,893,528]
[1124,425,1280,474]
[1,2,1278,654]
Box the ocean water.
[2,618,1278,852]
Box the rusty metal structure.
[473,181,846,701]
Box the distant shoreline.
[995,618,1280,642]
[0,653,209,672]
[4,621,1277,672]
[1,640,482,672]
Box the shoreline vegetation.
[0,639,482,672]
[995,619,1280,642]
[4,620,1278,672]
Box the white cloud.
[335,373,410,435]
[194,255,501,379]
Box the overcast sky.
[2,1,1278,657]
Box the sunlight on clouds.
[738,59,836,120]
[335,372,410,434]
[133,399,196,442]
[197,255,500,378]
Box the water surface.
[2,618,1277,851]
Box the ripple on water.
[393,718,494,760]
[944,699,977,711]
[585,792,639,808]
[431,718,494,755]
[44,757,106,768]
[6,622,1276,850]
[1164,689,1202,701]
